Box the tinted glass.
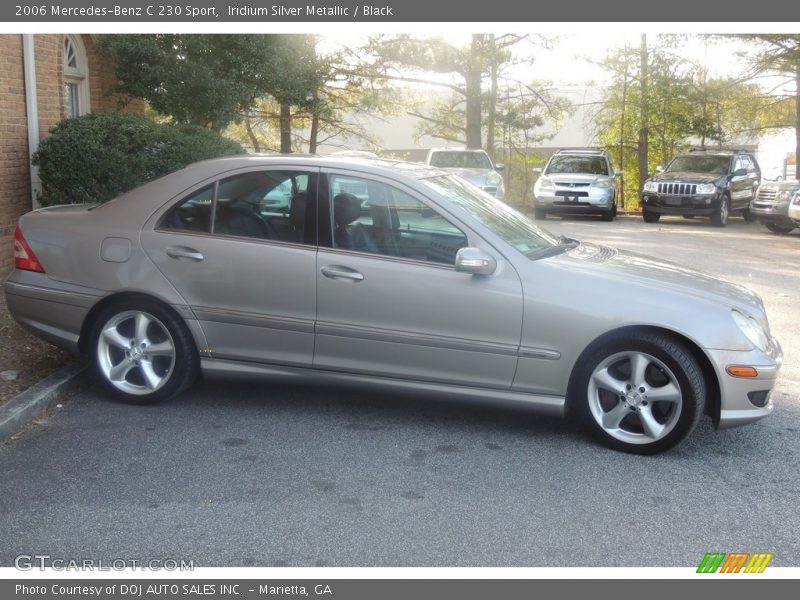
[667,155,730,175]
[329,174,467,265]
[546,155,609,176]
[429,151,493,170]
[161,185,214,232]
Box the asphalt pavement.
[1,215,798,567]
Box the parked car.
[5,156,782,454]
[424,148,505,200]
[750,180,800,234]
[640,149,761,226]
[532,149,620,221]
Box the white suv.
[425,148,505,200]
[533,149,620,221]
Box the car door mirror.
[495,163,505,172]
[655,165,664,174]
[455,247,497,276]
[614,170,624,177]
[533,167,543,174]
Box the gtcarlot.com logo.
[697,552,773,573]
[14,554,194,571]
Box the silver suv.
[425,148,505,200]
[533,149,619,221]
[751,179,800,234]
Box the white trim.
[63,34,90,118]
[22,34,40,210]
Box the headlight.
[537,177,554,190]
[732,309,770,352]
[777,189,800,202]
[792,192,800,206]
[696,183,717,194]
[486,173,502,186]
[643,181,658,192]
[593,179,613,189]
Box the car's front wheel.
[534,208,547,220]
[711,196,730,227]
[764,222,796,234]
[642,208,660,223]
[574,332,705,454]
[91,299,199,404]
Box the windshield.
[666,155,730,175]
[420,175,561,258]
[429,151,493,170]
[546,155,609,176]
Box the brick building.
[0,34,143,273]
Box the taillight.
[13,226,45,273]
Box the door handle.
[320,265,364,282]
[166,246,204,261]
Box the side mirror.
[732,168,748,177]
[455,247,497,276]
[655,165,664,173]
[495,163,505,172]
[533,167,543,174]
[614,170,623,177]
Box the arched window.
[63,35,90,118]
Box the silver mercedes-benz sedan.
[5,156,782,454]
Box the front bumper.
[640,192,721,215]
[706,337,782,429]
[534,189,614,213]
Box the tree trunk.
[465,34,483,149]
[619,59,628,210]
[637,34,649,193]
[486,35,498,160]
[309,112,320,154]
[279,103,292,153]
[243,116,261,153]
[795,64,800,180]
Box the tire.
[600,208,615,222]
[534,208,547,220]
[642,208,660,223]
[572,331,705,454]
[765,222,796,234]
[90,298,199,404]
[711,195,730,227]
[742,208,758,223]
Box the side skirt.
[200,358,566,418]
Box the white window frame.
[63,34,90,118]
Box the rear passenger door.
[142,168,319,367]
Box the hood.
[447,167,496,184]
[759,180,800,193]
[648,171,722,185]
[545,173,611,184]
[551,242,764,318]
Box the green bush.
[32,112,246,206]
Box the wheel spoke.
[639,406,666,440]
[593,368,623,394]
[139,361,162,390]
[109,357,136,382]
[102,327,131,350]
[134,313,152,345]
[629,352,649,385]
[646,382,681,404]
[601,402,630,430]
[146,340,175,357]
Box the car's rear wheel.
[642,208,660,223]
[91,299,199,404]
[574,332,705,454]
[711,196,730,227]
[764,222,796,234]
[534,208,547,220]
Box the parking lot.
[1,215,798,567]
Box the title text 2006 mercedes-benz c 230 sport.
[4,156,782,453]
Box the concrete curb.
[0,360,88,442]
